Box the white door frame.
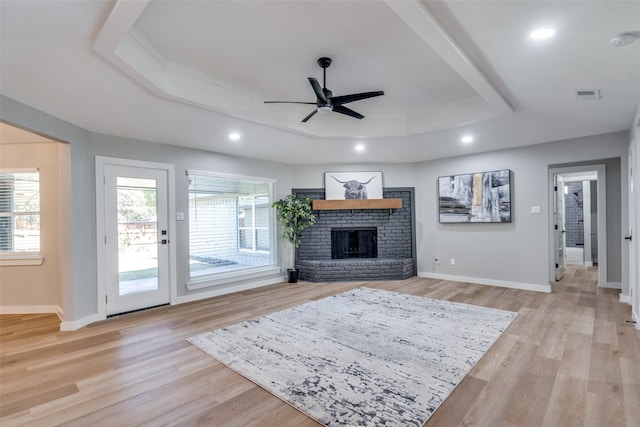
[96,156,177,320]
[628,142,637,318]
[548,164,607,287]
[553,175,566,281]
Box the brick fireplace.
[292,188,416,282]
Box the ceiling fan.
[264,57,384,123]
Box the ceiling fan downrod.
[318,57,332,89]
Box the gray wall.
[630,101,640,323]
[414,132,628,288]
[88,133,294,302]
[1,95,630,325]
[292,163,417,189]
[551,157,624,286]
[1,96,91,322]
[1,95,294,324]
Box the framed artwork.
[438,169,511,223]
[324,171,383,200]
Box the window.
[188,171,275,279]
[238,194,270,252]
[0,169,40,254]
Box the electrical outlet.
[434,257,440,264]
[450,258,456,265]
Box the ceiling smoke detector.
[609,32,638,47]
[574,89,601,100]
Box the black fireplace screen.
[331,228,377,259]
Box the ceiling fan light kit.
[264,57,385,122]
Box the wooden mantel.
[312,198,402,211]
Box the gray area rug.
[188,287,517,426]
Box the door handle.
[624,235,632,241]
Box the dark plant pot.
[287,269,299,283]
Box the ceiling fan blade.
[333,105,364,120]
[301,109,318,123]
[331,91,384,106]
[264,101,316,104]
[308,77,327,103]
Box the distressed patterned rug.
[188,287,517,426]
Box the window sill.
[186,266,281,291]
[0,254,45,267]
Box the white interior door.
[554,175,566,280]
[628,143,636,311]
[103,164,170,315]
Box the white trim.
[0,167,39,174]
[627,138,638,332]
[561,172,597,182]
[620,293,630,303]
[549,164,607,287]
[186,266,281,291]
[95,156,177,321]
[582,180,593,266]
[187,170,278,282]
[186,169,277,183]
[0,254,44,266]
[0,305,62,320]
[60,313,99,331]
[178,276,284,305]
[418,271,551,293]
[599,282,622,289]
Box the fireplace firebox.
[331,227,377,259]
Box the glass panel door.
[117,177,159,296]
[104,165,169,316]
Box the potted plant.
[273,194,317,283]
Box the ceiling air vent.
[574,89,601,100]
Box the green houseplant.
[273,194,317,283]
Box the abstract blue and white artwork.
[438,169,511,223]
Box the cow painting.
[331,175,376,199]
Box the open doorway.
[560,171,598,268]
[548,164,607,288]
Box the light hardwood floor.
[1,266,639,426]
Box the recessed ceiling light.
[229,132,241,141]
[355,144,365,152]
[530,28,555,40]
[461,135,473,144]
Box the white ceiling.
[1,0,639,164]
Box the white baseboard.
[633,309,640,330]
[60,314,99,331]
[56,276,286,330]
[177,276,285,305]
[0,305,63,320]
[619,293,631,303]
[0,305,100,331]
[418,272,551,293]
[599,282,622,289]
